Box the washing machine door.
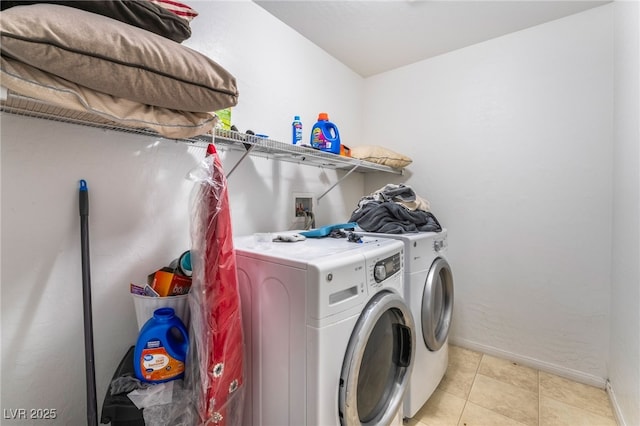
[421,257,454,351]
[339,291,415,426]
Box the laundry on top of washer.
[349,184,442,234]
[299,222,357,238]
[272,233,306,242]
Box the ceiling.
[255,0,610,77]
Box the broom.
[79,179,98,426]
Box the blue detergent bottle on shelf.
[310,113,341,154]
[133,307,189,383]
[292,115,303,145]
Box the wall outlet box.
[292,192,315,230]
[293,192,315,218]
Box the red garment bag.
[190,144,244,425]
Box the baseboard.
[606,380,627,426]
[449,337,607,388]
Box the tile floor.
[405,345,618,426]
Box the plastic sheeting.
[188,143,244,425]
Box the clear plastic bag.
[141,381,198,426]
[186,143,245,425]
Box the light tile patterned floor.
[405,345,617,426]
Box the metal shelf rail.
[0,92,212,146]
[213,129,403,201]
[1,93,403,200]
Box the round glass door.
[339,291,414,426]
[422,257,454,351]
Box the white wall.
[2,2,638,425]
[362,5,614,384]
[0,2,365,424]
[609,1,640,425]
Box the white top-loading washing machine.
[357,229,454,419]
[234,234,415,426]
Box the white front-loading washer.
[234,234,415,426]
[357,229,454,419]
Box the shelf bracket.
[316,164,360,203]
[224,142,256,178]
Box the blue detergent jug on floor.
[310,113,341,154]
[133,307,189,383]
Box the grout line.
[456,353,484,426]
[538,367,541,426]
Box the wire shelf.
[1,92,402,175]
[213,129,402,174]
[0,92,212,145]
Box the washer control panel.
[372,252,402,283]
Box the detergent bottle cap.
[294,115,300,121]
[153,307,176,320]
[317,112,329,121]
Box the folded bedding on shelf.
[148,0,199,22]
[1,57,217,139]
[0,3,238,113]
[350,145,413,169]
[0,0,194,43]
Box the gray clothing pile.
[349,184,442,234]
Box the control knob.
[374,264,387,282]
